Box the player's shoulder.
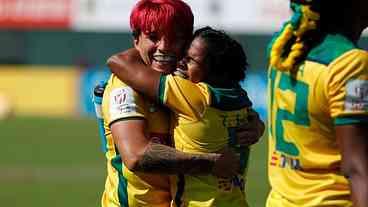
[306,34,361,66]
[163,74,208,96]
[109,74,130,88]
[333,49,368,66]
[103,74,145,103]
[105,74,138,93]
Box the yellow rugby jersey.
[158,75,252,207]
[267,34,368,207]
[101,74,172,207]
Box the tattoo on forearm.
[131,142,217,175]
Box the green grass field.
[0,116,269,207]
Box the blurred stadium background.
[1,0,368,206]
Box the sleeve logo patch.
[109,87,138,117]
[345,79,368,112]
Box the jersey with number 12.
[267,34,368,206]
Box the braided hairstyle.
[268,0,321,72]
[193,26,249,84]
[269,0,353,72]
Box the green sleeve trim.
[334,116,368,125]
[158,75,167,105]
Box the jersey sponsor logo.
[220,113,248,128]
[270,151,302,170]
[109,87,138,118]
[345,79,368,111]
[218,178,233,192]
[217,175,245,192]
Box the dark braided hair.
[193,26,249,84]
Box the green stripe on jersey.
[158,75,167,105]
[111,156,129,207]
[174,174,185,207]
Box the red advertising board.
[0,0,71,29]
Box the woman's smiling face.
[176,37,209,83]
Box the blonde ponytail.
[269,3,320,72]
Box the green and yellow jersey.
[267,34,368,207]
[158,75,252,207]
[101,74,172,207]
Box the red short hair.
[130,0,194,41]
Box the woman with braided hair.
[267,0,368,206]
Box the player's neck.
[343,17,368,43]
[327,24,363,44]
[341,27,363,44]
[205,78,239,89]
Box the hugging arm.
[236,109,265,147]
[107,48,161,100]
[336,124,368,207]
[111,119,239,177]
[108,49,265,148]
[107,48,253,175]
